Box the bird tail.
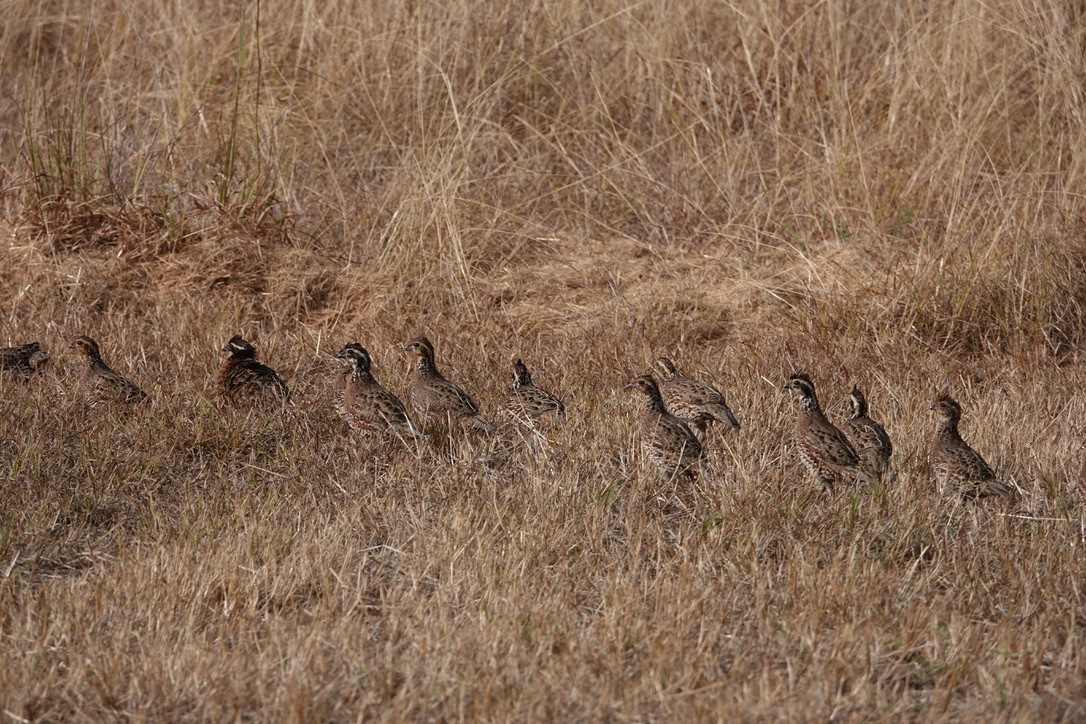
[707,403,741,431]
[967,479,1015,500]
[463,415,496,433]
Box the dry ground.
[2,0,1086,720]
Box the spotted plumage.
[0,342,49,373]
[331,363,350,420]
[70,336,147,405]
[504,358,565,429]
[929,395,1013,500]
[216,335,290,410]
[628,374,703,481]
[402,337,494,433]
[842,386,893,480]
[783,373,874,491]
[655,357,740,436]
[335,343,425,441]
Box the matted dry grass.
[1,0,1085,719]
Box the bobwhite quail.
[655,356,740,436]
[70,336,147,404]
[504,358,565,429]
[402,336,494,432]
[842,386,893,480]
[216,335,290,409]
[627,374,703,481]
[0,342,50,373]
[782,373,873,491]
[929,395,1013,499]
[335,343,425,441]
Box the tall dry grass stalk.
[1,0,1085,718]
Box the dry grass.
[1,0,1086,719]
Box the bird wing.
[810,416,859,467]
[96,367,147,403]
[845,418,891,471]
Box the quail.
[627,374,703,481]
[335,343,425,441]
[0,342,49,373]
[70,336,147,404]
[402,336,494,432]
[842,386,893,481]
[655,356,740,436]
[504,358,565,429]
[782,373,874,491]
[929,395,1013,500]
[216,335,290,409]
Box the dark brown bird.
[70,336,147,404]
[842,386,893,480]
[504,358,565,429]
[402,337,494,432]
[783,373,874,491]
[655,357,740,436]
[0,342,49,373]
[216,335,290,409]
[627,374,703,481]
[335,343,425,441]
[929,395,1013,500]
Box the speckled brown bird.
[335,343,425,441]
[655,357,740,436]
[783,373,874,491]
[627,374,703,481]
[504,358,565,429]
[0,342,49,373]
[216,336,290,410]
[929,395,1013,500]
[843,386,893,480]
[70,336,147,404]
[402,336,494,433]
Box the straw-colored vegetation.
[2,0,1085,719]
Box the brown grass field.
[2,0,1086,719]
